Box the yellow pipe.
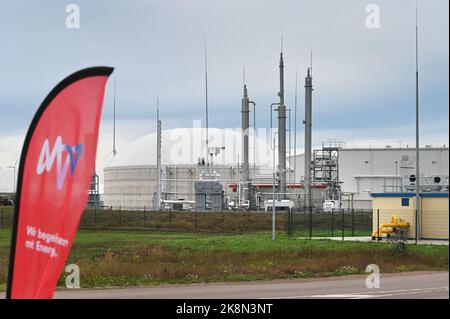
[372,214,410,238]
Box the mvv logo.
[36,136,84,191]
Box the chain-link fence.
[288,208,373,237]
[0,206,373,237]
[0,206,14,229]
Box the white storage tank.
[103,127,275,209]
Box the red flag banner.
[6,67,113,299]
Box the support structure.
[312,141,343,201]
[88,171,100,208]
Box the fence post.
[286,209,289,237]
[415,208,418,245]
[331,209,334,237]
[195,210,198,232]
[287,209,289,237]
[289,208,293,237]
[222,210,225,232]
[94,205,97,228]
[309,205,312,238]
[291,207,294,235]
[143,206,146,228]
[351,208,355,237]
[363,210,366,235]
[119,206,122,227]
[303,207,307,234]
[341,208,344,240]
[377,209,380,242]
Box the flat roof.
[288,147,448,158]
[370,192,449,198]
[340,147,448,151]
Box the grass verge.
[0,228,447,290]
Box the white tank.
[103,128,276,209]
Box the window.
[401,198,409,207]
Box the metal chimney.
[304,68,313,209]
[278,52,287,199]
[241,85,250,202]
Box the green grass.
[0,228,447,290]
[67,230,447,256]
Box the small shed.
[370,192,449,240]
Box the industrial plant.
[74,7,448,242]
[101,51,331,212]
[96,45,449,242]
[2,0,449,302]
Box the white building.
[103,127,448,211]
[288,146,449,209]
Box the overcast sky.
[0,0,448,192]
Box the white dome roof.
[106,127,278,167]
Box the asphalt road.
[1,271,447,299]
[48,271,448,299]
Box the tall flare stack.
[241,85,250,202]
[278,52,287,199]
[304,68,313,209]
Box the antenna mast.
[113,77,117,156]
[204,42,209,165]
[293,66,298,182]
[415,0,421,242]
